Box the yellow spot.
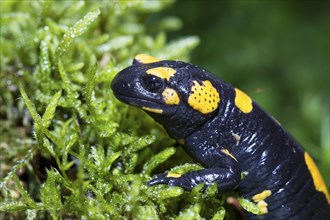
[162,88,180,105]
[252,190,272,202]
[167,172,181,178]
[134,54,160,64]
[188,80,220,114]
[221,149,238,162]
[142,107,163,114]
[234,88,253,113]
[146,67,176,80]
[257,200,269,215]
[304,152,330,203]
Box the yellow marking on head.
[162,88,180,105]
[257,200,268,215]
[166,172,181,178]
[234,88,253,113]
[304,152,330,203]
[142,107,163,114]
[252,190,272,202]
[146,67,176,80]
[134,54,160,64]
[187,80,220,114]
[221,149,238,162]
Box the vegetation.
[1,1,328,219]
[0,0,234,219]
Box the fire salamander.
[111,54,330,219]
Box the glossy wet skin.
[111,54,330,219]
[111,57,221,139]
[111,60,184,116]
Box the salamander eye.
[141,75,165,92]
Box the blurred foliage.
[163,0,330,186]
[0,0,329,219]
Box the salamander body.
[111,54,330,219]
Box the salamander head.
[111,54,221,138]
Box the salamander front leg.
[148,167,240,191]
[148,150,241,192]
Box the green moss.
[1,1,242,219]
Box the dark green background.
[162,0,330,185]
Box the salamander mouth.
[114,94,178,116]
[114,94,161,106]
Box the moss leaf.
[142,147,176,175]
[19,83,42,125]
[39,169,63,218]
[42,90,62,129]
[238,198,260,215]
[56,8,101,61]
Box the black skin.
[111,58,330,219]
